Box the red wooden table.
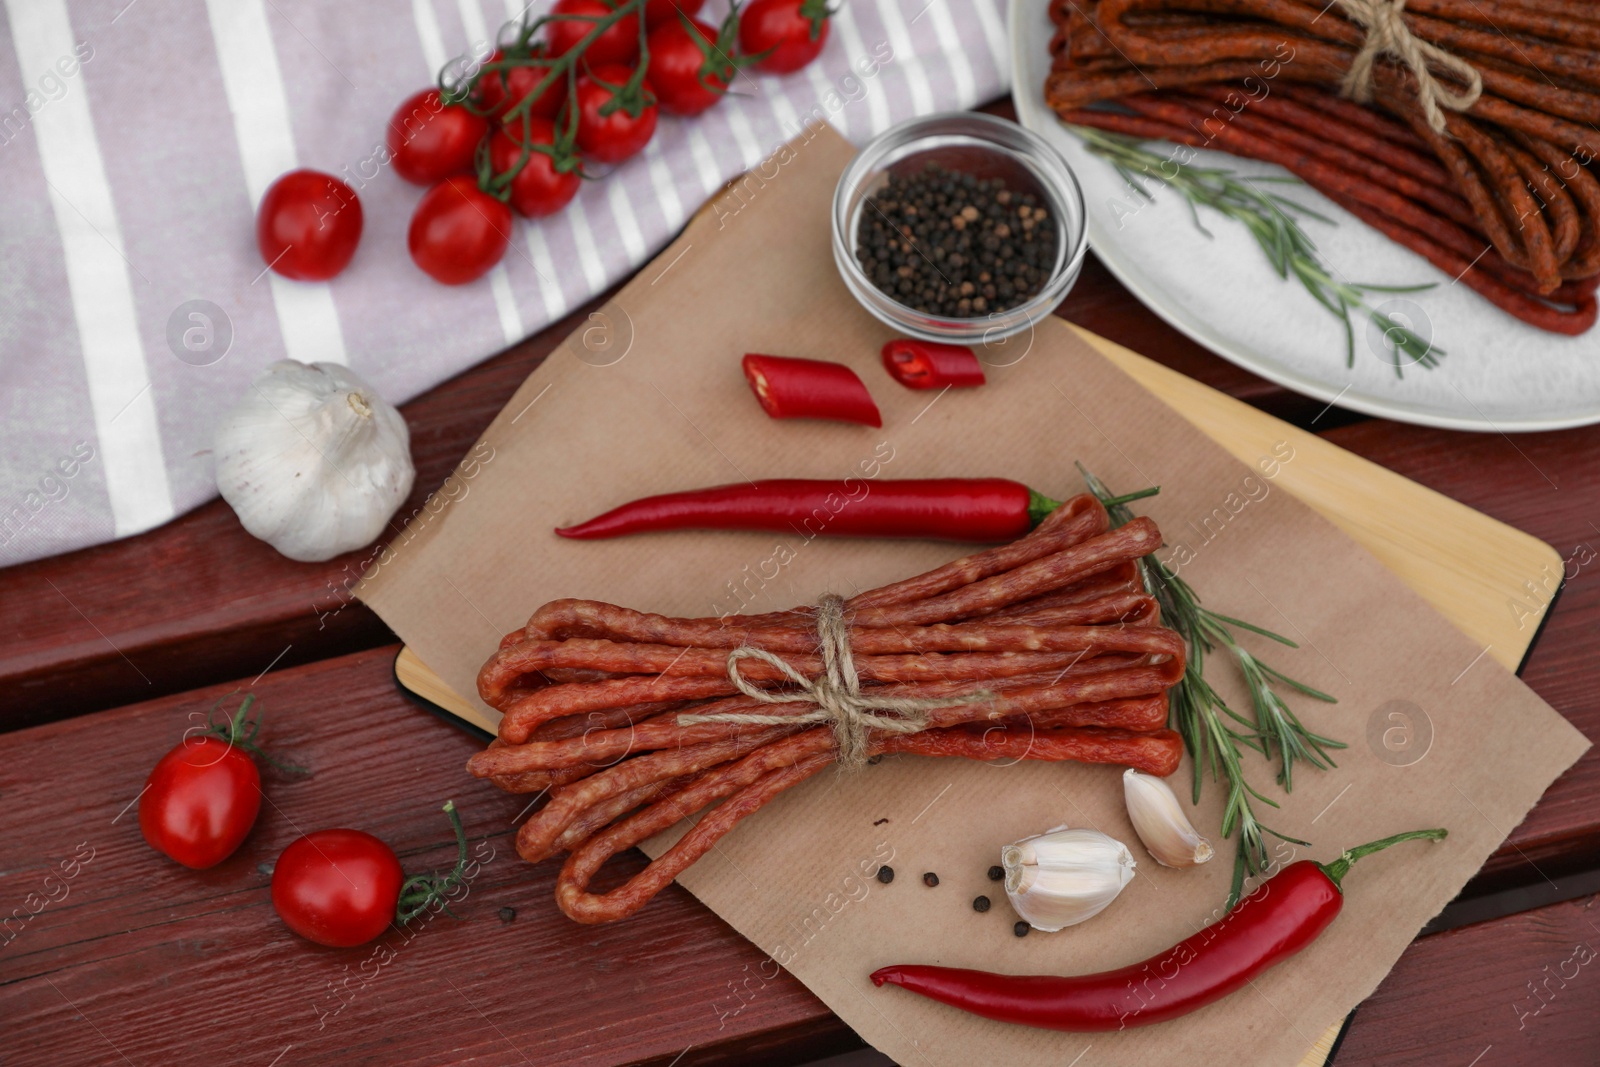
[4,104,1599,1067]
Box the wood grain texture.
[2,643,1590,1067]
[1323,420,1600,894]
[0,255,1303,733]
[0,646,855,1067]
[1335,892,1600,1065]
[0,286,609,732]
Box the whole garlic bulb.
[215,360,415,562]
[1002,826,1136,932]
[1124,769,1215,868]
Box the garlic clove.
[215,361,416,563]
[1123,768,1215,868]
[1001,826,1136,932]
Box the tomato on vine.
[256,170,363,281]
[545,0,642,66]
[739,0,830,74]
[644,0,704,28]
[490,121,582,217]
[408,174,513,284]
[271,802,473,948]
[648,14,742,116]
[139,694,301,870]
[575,64,658,164]
[387,89,488,185]
[475,47,566,121]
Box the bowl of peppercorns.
[832,112,1087,345]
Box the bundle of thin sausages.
[467,494,1187,923]
[1046,0,1600,334]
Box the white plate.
[1007,0,1600,431]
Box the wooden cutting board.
[394,323,1561,1067]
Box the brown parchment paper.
[359,125,1588,1066]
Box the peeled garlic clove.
[215,360,416,563]
[1001,826,1135,932]
[1123,768,1215,868]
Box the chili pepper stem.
[396,800,472,924]
[1026,489,1062,528]
[1319,828,1447,890]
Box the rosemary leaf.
[1077,463,1343,908]
[1071,125,1444,378]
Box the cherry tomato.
[271,829,403,948]
[644,0,704,27]
[647,17,732,116]
[408,174,514,284]
[490,122,581,217]
[139,736,261,870]
[387,89,488,186]
[256,170,363,281]
[575,64,658,165]
[475,48,566,122]
[739,0,829,74]
[546,0,641,66]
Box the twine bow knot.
[1337,0,1483,133]
[676,593,989,771]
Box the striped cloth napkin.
[0,0,1009,569]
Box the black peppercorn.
[877,865,895,884]
[854,162,1057,318]
[923,872,939,888]
[987,865,1004,881]
[973,895,991,912]
[1014,921,1030,937]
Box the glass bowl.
[832,111,1088,346]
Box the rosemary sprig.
[1069,124,1442,377]
[1078,465,1346,908]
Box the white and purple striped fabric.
[0,0,1009,568]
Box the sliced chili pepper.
[742,354,881,427]
[870,828,1447,1031]
[881,339,987,390]
[555,478,1065,541]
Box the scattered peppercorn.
[854,162,1057,318]
[498,906,517,923]
[1014,920,1030,937]
[923,872,940,888]
[973,895,991,912]
[877,865,895,884]
[987,865,1004,881]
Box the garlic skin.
[215,361,415,563]
[1124,769,1215,868]
[1001,826,1136,931]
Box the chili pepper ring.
[742,353,881,426]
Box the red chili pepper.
[742,354,881,427]
[871,828,1447,1032]
[556,478,1065,541]
[881,339,987,390]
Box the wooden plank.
[1321,419,1600,893]
[3,643,1589,1067]
[0,288,610,731]
[1334,892,1600,1065]
[0,646,855,1067]
[0,249,1305,733]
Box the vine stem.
[396,801,472,924]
